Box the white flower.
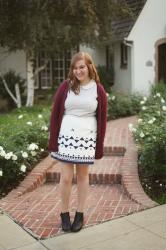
[12,155,18,161]
[31,151,37,156]
[128,123,133,131]
[27,121,32,126]
[0,146,4,151]
[0,149,6,157]
[22,152,28,158]
[41,125,48,131]
[143,97,147,101]
[4,152,13,160]
[18,115,23,119]
[161,98,165,103]
[20,164,26,172]
[38,114,43,119]
[111,96,116,100]
[40,148,44,152]
[140,132,145,138]
[140,100,145,105]
[142,106,147,110]
[147,117,156,124]
[128,123,136,132]
[27,143,38,151]
[0,170,3,176]
[148,119,155,124]
[156,93,161,97]
[138,119,143,123]
[162,106,166,111]
[159,183,162,187]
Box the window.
[120,43,128,68]
[35,50,73,89]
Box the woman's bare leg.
[76,164,89,212]
[59,162,74,213]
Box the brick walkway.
[0,116,157,239]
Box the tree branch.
[34,59,50,77]
[0,72,18,104]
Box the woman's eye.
[74,65,86,70]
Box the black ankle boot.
[71,211,84,232]
[60,212,71,232]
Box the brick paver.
[0,116,158,239]
[46,156,122,184]
[0,183,145,239]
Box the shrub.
[97,65,113,93]
[150,81,166,100]
[0,105,50,197]
[107,91,142,120]
[128,85,166,203]
[130,92,166,178]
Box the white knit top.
[64,79,97,117]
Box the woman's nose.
[76,69,81,73]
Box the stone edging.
[121,146,158,208]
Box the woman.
[48,52,107,232]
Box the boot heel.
[71,211,84,232]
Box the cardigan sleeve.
[95,84,107,159]
[100,85,107,140]
[48,80,67,152]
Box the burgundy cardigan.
[48,80,107,159]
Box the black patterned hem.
[50,152,94,165]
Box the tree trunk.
[26,51,35,107]
[25,51,50,107]
[0,71,18,105]
[15,83,22,108]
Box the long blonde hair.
[68,52,100,94]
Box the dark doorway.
[158,43,166,83]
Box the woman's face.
[73,59,90,84]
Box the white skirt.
[51,114,97,164]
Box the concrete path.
[0,204,166,250]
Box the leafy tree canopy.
[0,0,131,55]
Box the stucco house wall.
[0,47,26,79]
[112,0,166,95]
[127,0,166,94]
[113,42,132,94]
[80,45,106,66]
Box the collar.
[80,79,96,90]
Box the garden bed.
[0,105,50,198]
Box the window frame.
[35,50,73,89]
[120,43,128,69]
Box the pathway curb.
[121,146,158,208]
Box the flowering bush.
[129,92,166,178]
[107,92,142,120]
[0,106,50,197]
[128,85,166,204]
